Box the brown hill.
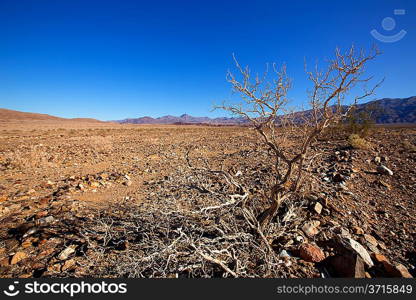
[0,108,102,123]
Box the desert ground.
[0,120,415,278]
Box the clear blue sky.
[0,0,415,120]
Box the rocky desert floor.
[0,122,415,278]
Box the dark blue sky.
[0,0,415,120]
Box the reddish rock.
[0,257,10,267]
[11,252,28,264]
[352,226,364,235]
[299,243,325,263]
[21,239,33,249]
[36,248,56,260]
[371,254,413,278]
[35,211,48,218]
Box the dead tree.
[217,45,383,227]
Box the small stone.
[299,243,325,263]
[37,216,55,225]
[302,220,320,237]
[124,180,132,186]
[279,250,291,258]
[58,245,77,261]
[0,257,10,267]
[90,182,100,188]
[352,226,364,235]
[377,165,393,176]
[372,253,389,264]
[377,180,391,190]
[11,252,28,264]
[295,236,304,243]
[364,234,378,246]
[36,211,48,218]
[22,239,33,249]
[338,227,351,237]
[36,248,56,260]
[366,243,379,254]
[47,263,62,273]
[374,156,381,164]
[23,227,38,238]
[313,202,323,214]
[61,258,76,271]
[378,241,387,250]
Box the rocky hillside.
[115,97,415,125]
[361,97,416,124]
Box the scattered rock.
[363,234,378,246]
[47,263,62,273]
[90,182,100,188]
[23,227,38,238]
[301,220,320,237]
[313,202,323,214]
[352,226,364,235]
[327,254,366,278]
[279,250,291,258]
[11,252,28,265]
[377,165,393,176]
[36,216,55,225]
[337,236,374,267]
[0,257,10,267]
[295,235,305,243]
[35,210,49,218]
[299,243,325,263]
[61,258,76,271]
[22,239,34,249]
[58,245,77,261]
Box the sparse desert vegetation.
[0,121,415,278]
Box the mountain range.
[115,96,416,125]
[0,97,414,125]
